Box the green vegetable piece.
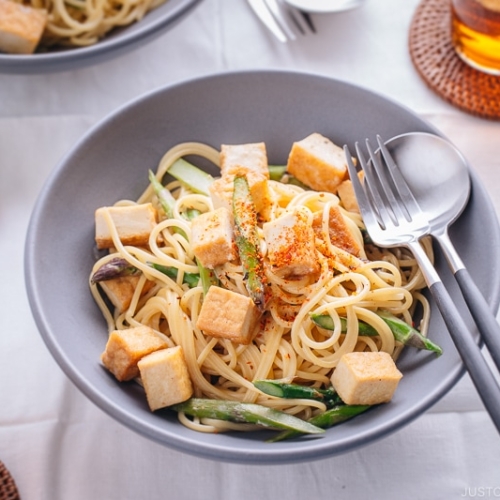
[253,380,342,408]
[149,170,176,219]
[91,257,140,283]
[268,165,288,181]
[232,175,266,310]
[268,404,371,443]
[311,314,379,336]
[167,158,214,196]
[171,398,325,435]
[311,311,442,355]
[377,311,443,356]
[150,263,199,288]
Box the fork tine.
[287,6,315,35]
[375,135,424,218]
[363,138,411,227]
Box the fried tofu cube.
[336,179,359,213]
[312,205,362,257]
[191,207,237,268]
[287,133,348,193]
[101,326,168,382]
[196,286,261,344]
[220,142,269,179]
[331,351,403,405]
[95,203,157,250]
[99,275,155,313]
[0,0,47,54]
[263,207,319,278]
[138,346,193,411]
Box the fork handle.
[409,241,500,434]
[433,231,500,373]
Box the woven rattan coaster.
[409,0,500,120]
[0,461,20,500]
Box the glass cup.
[451,0,500,74]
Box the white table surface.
[2,1,500,498]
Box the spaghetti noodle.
[15,0,167,48]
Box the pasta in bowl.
[0,0,202,73]
[90,135,442,440]
[25,71,500,463]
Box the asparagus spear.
[91,257,200,288]
[268,165,309,188]
[167,158,214,196]
[171,398,325,435]
[149,263,200,288]
[311,311,442,355]
[253,380,343,408]
[267,404,371,442]
[91,257,140,283]
[232,175,266,310]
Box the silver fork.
[344,136,500,435]
[248,0,315,42]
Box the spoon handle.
[435,231,500,372]
[409,240,500,435]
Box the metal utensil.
[247,0,315,42]
[344,136,500,434]
[382,132,500,371]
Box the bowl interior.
[24,70,500,464]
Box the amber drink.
[451,0,500,74]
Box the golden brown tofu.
[0,0,47,54]
[312,205,362,257]
[138,346,193,411]
[95,203,157,250]
[336,179,359,213]
[196,286,261,345]
[220,142,269,179]
[331,351,403,405]
[191,207,237,269]
[287,133,347,193]
[101,326,168,382]
[99,275,155,313]
[263,207,320,278]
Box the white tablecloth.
[1,1,500,498]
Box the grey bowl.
[0,0,202,74]
[24,70,500,464]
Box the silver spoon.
[383,131,500,371]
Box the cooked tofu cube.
[287,133,348,193]
[191,207,237,268]
[331,351,403,405]
[101,325,168,382]
[336,179,359,213]
[263,207,319,278]
[220,142,269,179]
[99,275,155,313]
[209,172,272,221]
[138,346,193,411]
[196,286,261,344]
[0,0,47,54]
[95,203,157,250]
[312,205,362,257]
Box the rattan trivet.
[0,461,20,500]
[409,0,500,120]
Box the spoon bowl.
[383,132,471,232]
[382,131,500,374]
